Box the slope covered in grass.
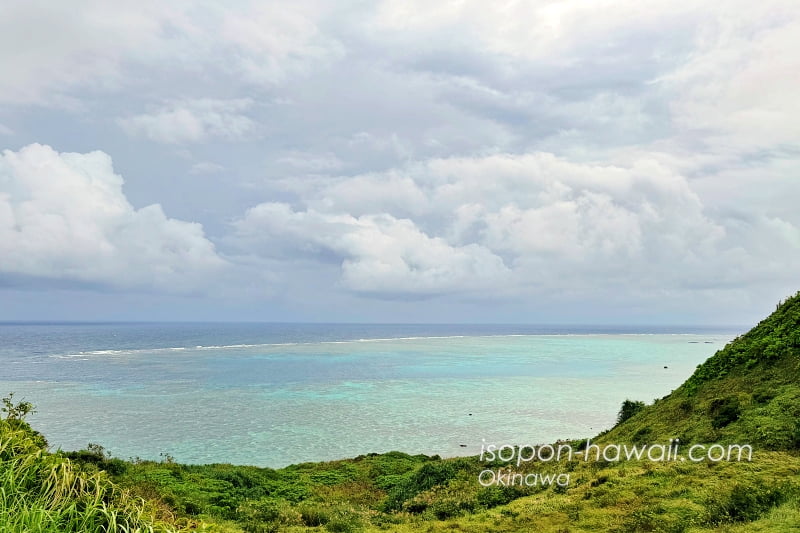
[600,291,800,450]
[90,442,799,532]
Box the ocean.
[0,322,741,467]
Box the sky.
[0,0,798,325]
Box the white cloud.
[232,203,509,296]
[0,1,342,106]
[373,0,656,57]
[232,151,800,298]
[276,151,344,173]
[659,1,800,151]
[0,144,226,291]
[189,161,225,175]
[119,98,255,144]
[216,2,344,84]
[0,2,166,105]
[364,0,800,154]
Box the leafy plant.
[616,399,645,425]
[709,397,741,429]
[1,392,36,420]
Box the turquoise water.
[0,324,737,467]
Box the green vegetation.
[616,400,646,425]
[56,441,800,532]
[685,292,800,393]
[600,291,800,451]
[0,397,190,532]
[2,291,800,531]
[2,392,36,420]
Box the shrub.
[616,400,645,425]
[324,507,362,532]
[706,482,793,524]
[383,459,470,512]
[632,427,653,445]
[64,443,128,476]
[239,498,302,532]
[1,392,35,420]
[678,399,694,414]
[709,397,740,429]
[298,502,331,526]
[427,498,466,520]
[476,486,525,508]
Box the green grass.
[0,419,191,532]
[599,291,800,451]
[68,442,796,532]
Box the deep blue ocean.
[0,323,742,467]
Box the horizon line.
[0,320,749,328]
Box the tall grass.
[0,419,183,533]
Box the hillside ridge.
[600,291,800,450]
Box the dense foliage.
[616,400,645,425]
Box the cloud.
[0,2,164,106]
[232,151,800,299]
[215,2,344,84]
[658,1,800,152]
[276,151,344,173]
[371,0,689,61]
[189,161,225,175]
[1,0,799,320]
[119,99,256,144]
[0,144,226,291]
[0,1,342,106]
[232,203,509,296]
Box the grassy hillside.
[3,292,800,532]
[62,446,797,533]
[600,291,800,450]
